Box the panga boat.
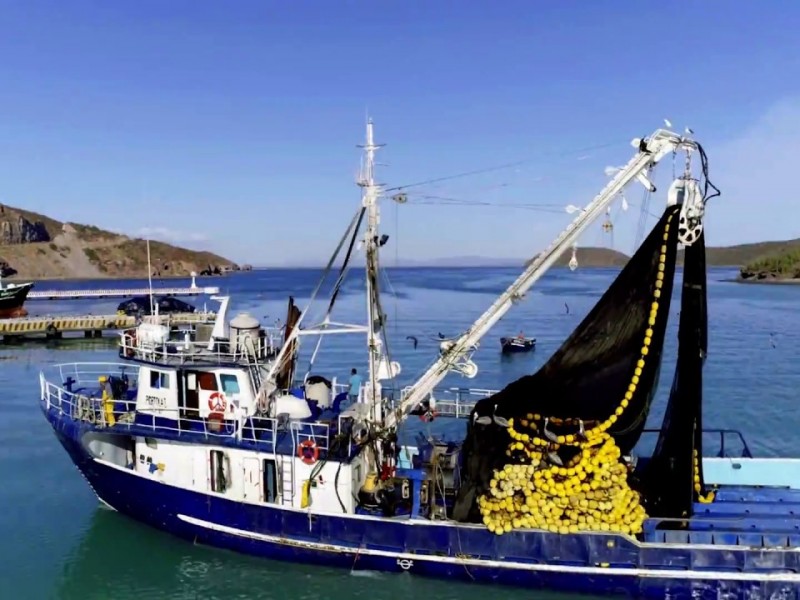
[38,122,800,599]
[500,335,536,354]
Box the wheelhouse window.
[198,372,218,391]
[220,374,240,395]
[150,370,170,390]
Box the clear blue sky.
[0,1,798,265]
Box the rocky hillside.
[525,247,629,268]
[0,204,236,279]
[737,242,800,282]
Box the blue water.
[2,267,798,599]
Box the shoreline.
[727,277,800,285]
[4,273,229,284]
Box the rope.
[386,140,620,193]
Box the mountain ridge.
[0,204,236,280]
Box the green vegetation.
[70,222,115,242]
[746,249,800,273]
[82,247,100,262]
[739,247,800,280]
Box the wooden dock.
[28,286,221,300]
[27,274,221,301]
[0,312,214,341]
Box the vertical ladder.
[248,363,262,393]
[245,349,263,392]
[280,454,295,506]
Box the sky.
[0,1,798,266]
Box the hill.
[735,241,800,282]
[525,247,629,268]
[553,247,628,267]
[0,204,236,279]
[700,239,800,268]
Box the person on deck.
[348,368,362,403]
[517,331,525,340]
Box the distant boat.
[500,335,536,354]
[0,277,33,318]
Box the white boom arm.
[386,128,698,430]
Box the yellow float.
[478,213,683,536]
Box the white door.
[242,457,262,502]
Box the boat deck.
[39,361,800,551]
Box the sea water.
[1,267,797,600]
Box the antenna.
[146,238,155,316]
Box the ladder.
[279,454,295,506]
[247,362,263,393]
[243,343,263,391]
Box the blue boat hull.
[46,406,800,600]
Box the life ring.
[419,409,438,423]
[208,391,227,412]
[298,440,319,465]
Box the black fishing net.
[453,204,682,522]
[639,232,708,519]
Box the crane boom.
[386,128,698,430]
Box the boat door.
[242,456,262,502]
[182,371,200,419]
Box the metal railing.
[41,363,752,462]
[40,362,332,455]
[140,311,218,325]
[396,385,495,418]
[119,329,284,366]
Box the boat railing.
[288,420,331,453]
[50,362,140,390]
[140,311,217,326]
[638,428,754,459]
[396,385,496,418]
[40,363,333,455]
[119,330,283,366]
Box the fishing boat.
[38,122,800,599]
[0,275,33,318]
[500,335,536,354]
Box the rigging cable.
[634,167,654,249]
[385,140,620,193]
[696,142,721,203]
[394,198,399,336]
[307,206,367,372]
[284,205,363,379]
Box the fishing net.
[453,204,682,528]
[640,231,714,518]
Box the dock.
[0,312,214,341]
[27,275,220,301]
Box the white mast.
[146,238,155,316]
[358,119,386,424]
[385,128,700,430]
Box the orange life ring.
[208,391,227,412]
[298,440,319,465]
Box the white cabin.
[135,365,257,421]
